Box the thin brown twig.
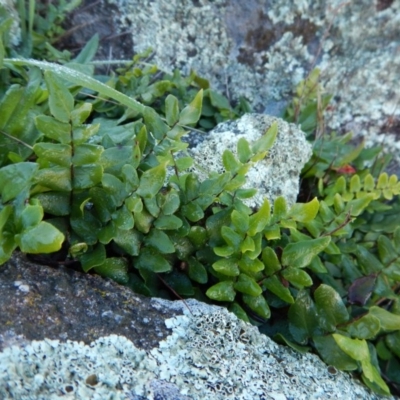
[157,274,194,316]
[0,130,34,150]
[321,211,352,237]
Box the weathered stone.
[93,0,398,167]
[183,113,312,208]
[0,252,178,352]
[0,254,391,399]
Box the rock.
[183,113,312,208]
[63,0,400,168]
[0,253,389,399]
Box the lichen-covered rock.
[0,297,388,400]
[184,113,311,208]
[99,0,399,166]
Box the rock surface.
[183,113,312,208]
[62,0,400,168]
[0,254,390,399]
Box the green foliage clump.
[0,3,400,396]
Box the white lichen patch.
[108,0,400,165]
[183,114,312,208]
[0,298,389,399]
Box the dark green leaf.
[347,314,381,339]
[262,247,281,275]
[94,257,129,284]
[231,210,249,234]
[112,205,134,230]
[154,215,183,230]
[73,34,99,63]
[188,256,208,284]
[377,235,397,265]
[272,196,287,220]
[263,275,294,304]
[35,167,71,191]
[73,164,103,189]
[314,284,349,331]
[136,162,168,198]
[181,202,204,222]
[188,226,207,248]
[179,89,203,125]
[70,213,101,245]
[19,203,43,230]
[143,196,160,218]
[248,199,270,236]
[313,335,358,371]
[162,189,180,215]
[6,59,146,115]
[44,71,74,123]
[234,273,262,296]
[354,245,384,274]
[35,115,71,144]
[251,122,278,154]
[222,150,241,173]
[238,255,264,273]
[34,143,71,167]
[163,271,194,296]
[72,144,103,166]
[369,306,400,331]
[15,221,64,254]
[237,137,252,163]
[242,294,270,319]
[143,107,169,140]
[288,197,319,223]
[78,243,106,272]
[145,229,175,254]
[113,228,141,256]
[281,267,313,289]
[206,281,236,302]
[212,257,240,276]
[386,331,400,358]
[288,290,319,344]
[135,247,172,273]
[282,237,331,269]
[0,162,38,202]
[70,102,92,126]
[332,334,369,361]
[133,209,154,234]
[221,226,243,249]
[229,302,250,323]
[165,94,180,126]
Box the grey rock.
[183,113,312,208]
[70,0,398,167]
[0,254,390,399]
[0,252,178,352]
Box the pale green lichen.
[0,299,388,399]
[183,114,312,208]
[107,0,400,165]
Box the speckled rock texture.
[0,254,392,399]
[0,252,179,352]
[63,0,399,167]
[183,113,312,208]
